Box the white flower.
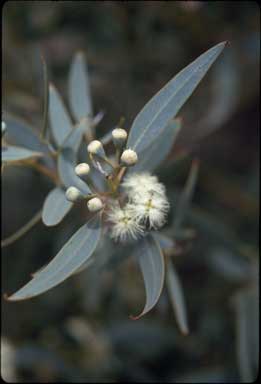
[120,149,138,166]
[87,197,103,212]
[128,191,170,229]
[107,202,144,242]
[122,172,170,229]
[122,172,166,196]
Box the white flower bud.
[87,140,105,158]
[120,149,138,166]
[87,197,103,212]
[2,121,6,136]
[65,186,82,202]
[112,128,127,148]
[75,163,90,177]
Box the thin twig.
[2,209,43,248]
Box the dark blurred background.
[1,1,259,382]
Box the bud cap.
[75,163,90,177]
[120,149,138,166]
[2,121,6,135]
[65,186,82,202]
[87,140,105,157]
[87,197,103,212]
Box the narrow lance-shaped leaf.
[69,52,93,121]
[3,115,52,155]
[132,234,165,319]
[130,119,181,173]
[49,84,73,147]
[42,187,73,227]
[127,41,227,154]
[152,232,175,251]
[166,258,189,335]
[58,148,91,195]
[2,146,42,162]
[58,126,91,195]
[7,214,101,301]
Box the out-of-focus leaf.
[42,187,73,227]
[127,42,227,154]
[7,214,101,301]
[176,51,238,149]
[132,234,165,319]
[92,110,105,127]
[130,119,181,173]
[208,247,252,283]
[166,259,189,335]
[152,232,175,250]
[234,288,259,382]
[58,148,91,195]
[2,146,42,162]
[173,159,199,231]
[100,129,113,145]
[3,115,52,155]
[69,52,92,121]
[61,120,86,152]
[49,84,73,147]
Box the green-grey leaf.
[58,127,91,195]
[173,159,199,231]
[2,146,42,162]
[166,259,189,335]
[152,232,175,250]
[3,115,52,155]
[127,42,227,154]
[130,119,181,173]
[61,120,86,151]
[58,148,91,195]
[133,235,165,319]
[7,214,101,301]
[69,52,93,121]
[42,187,73,226]
[49,84,73,147]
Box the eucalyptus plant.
[2,42,227,328]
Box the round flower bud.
[112,128,127,148]
[87,140,105,158]
[65,186,82,202]
[120,149,138,166]
[87,197,103,212]
[75,163,90,178]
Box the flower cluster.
[107,173,170,242]
[65,128,170,243]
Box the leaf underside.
[132,234,165,319]
[49,84,73,147]
[2,146,42,162]
[7,214,101,301]
[127,41,227,154]
[69,52,93,121]
[42,187,73,226]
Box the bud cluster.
[63,125,169,241]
